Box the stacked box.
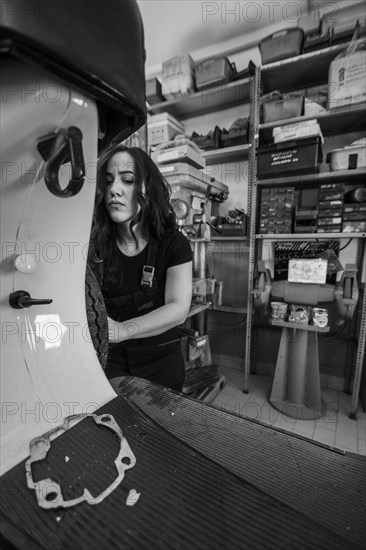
[148,112,185,146]
[259,187,294,234]
[316,183,344,233]
[342,203,366,233]
[161,54,196,100]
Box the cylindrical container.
[312,308,328,328]
[270,302,288,321]
[344,187,366,203]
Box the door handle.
[9,290,53,309]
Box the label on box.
[288,258,328,284]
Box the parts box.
[257,137,322,179]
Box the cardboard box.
[328,48,366,109]
[146,77,165,105]
[273,119,323,144]
[148,112,184,146]
[161,54,196,100]
[152,144,206,169]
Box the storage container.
[195,57,236,89]
[190,126,222,150]
[161,54,196,100]
[273,119,322,143]
[326,139,366,170]
[327,39,366,109]
[344,188,366,203]
[151,143,206,169]
[221,118,249,147]
[148,112,185,146]
[342,221,366,232]
[146,77,165,105]
[257,137,323,179]
[261,91,304,123]
[259,28,305,64]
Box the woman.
[89,145,193,391]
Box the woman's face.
[104,151,140,225]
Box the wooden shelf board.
[148,78,251,119]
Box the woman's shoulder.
[163,228,191,247]
[159,228,192,265]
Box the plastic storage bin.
[261,92,304,123]
[259,28,305,64]
[326,139,366,170]
[221,118,249,147]
[195,57,236,89]
[257,137,323,179]
[190,126,222,150]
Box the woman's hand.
[107,317,139,343]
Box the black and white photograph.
[0,0,365,548]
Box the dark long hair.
[88,145,176,286]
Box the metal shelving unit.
[203,143,250,165]
[257,168,366,187]
[244,48,366,419]
[148,77,251,119]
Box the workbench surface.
[1,377,365,550]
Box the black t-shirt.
[102,229,192,304]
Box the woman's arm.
[108,261,193,342]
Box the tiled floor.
[210,364,366,456]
